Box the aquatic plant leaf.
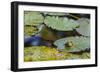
[44,16,79,31]
[76,18,90,36]
[24,11,44,25]
[54,36,90,52]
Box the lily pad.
[54,36,90,52]
[76,18,90,36]
[44,16,79,31]
[24,11,44,25]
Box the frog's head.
[65,41,74,47]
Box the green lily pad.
[76,18,90,36]
[24,11,44,25]
[44,16,79,31]
[54,36,90,52]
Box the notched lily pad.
[44,16,79,31]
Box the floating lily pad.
[44,16,79,31]
[24,11,44,25]
[54,36,90,52]
[76,18,90,36]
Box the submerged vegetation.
[24,11,90,62]
[24,46,90,62]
